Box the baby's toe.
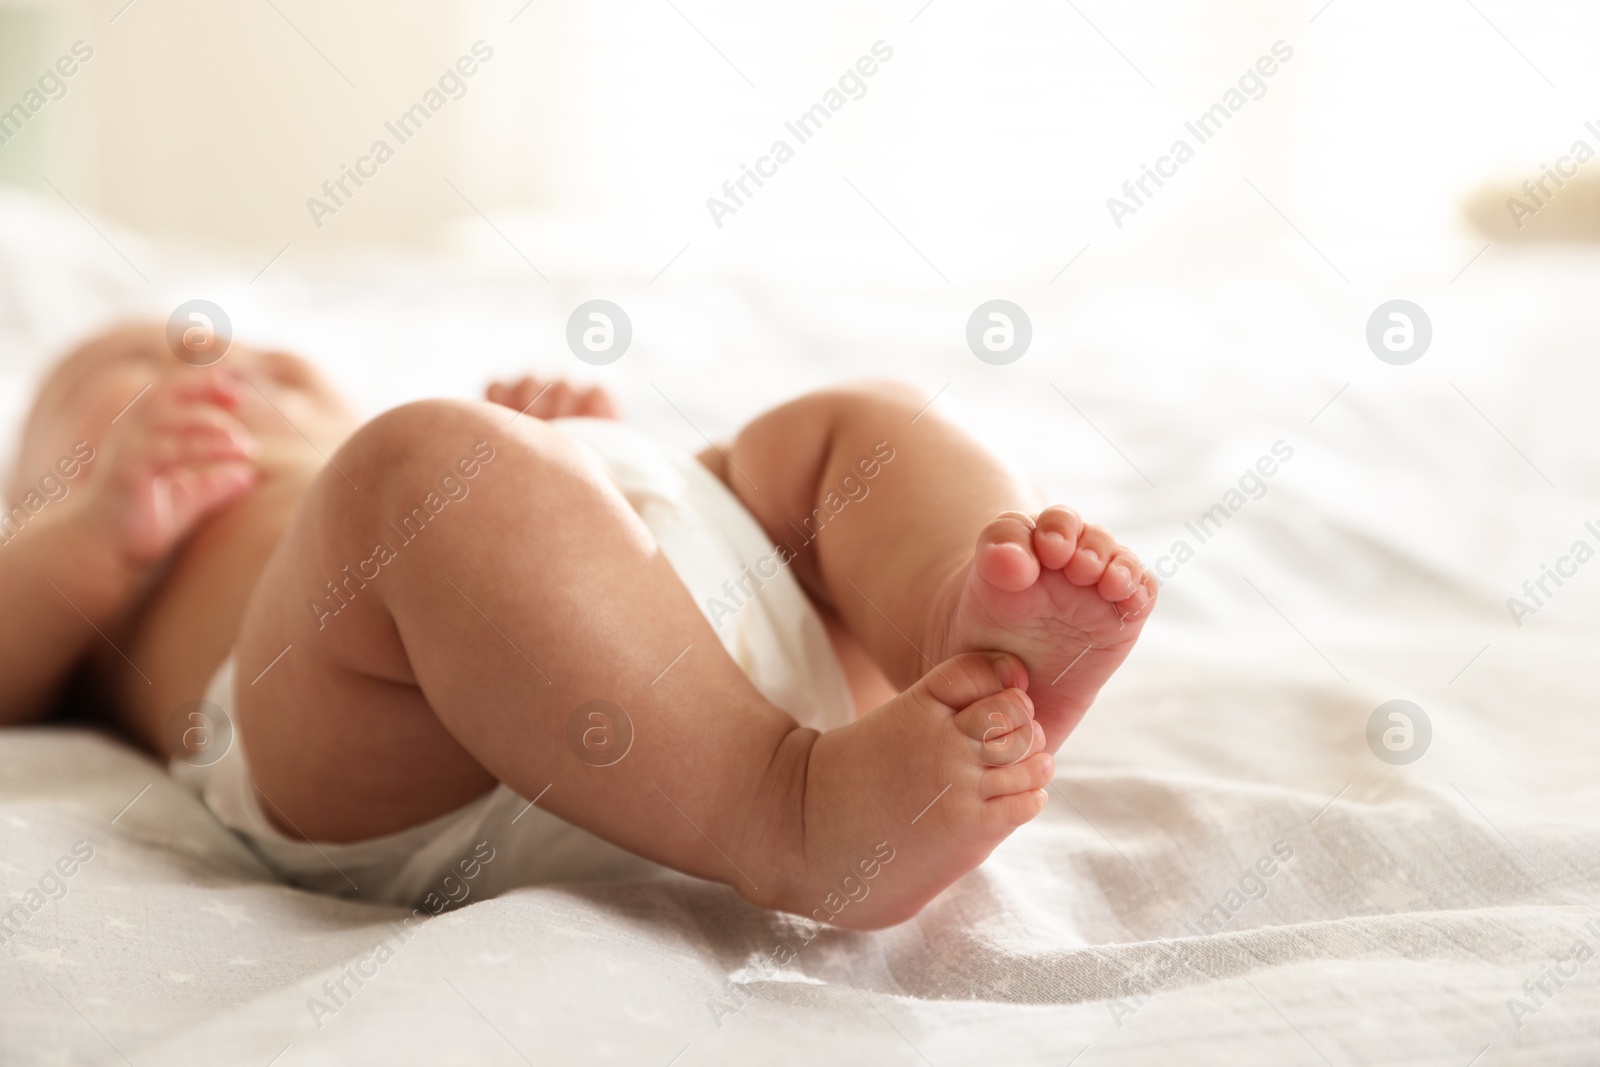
[982,784,1049,829]
[1115,573,1160,620]
[1032,506,1082,570]
[919,652,1028,712]
[953,688,1035,766]
[1063,525,1115,586]
[980,750,1054,799]
[1096,549,1143,602]
[974,513,1042,593]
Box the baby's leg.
[234,400,1046,928]
[719,381,1158,751]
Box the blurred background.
[2,0,1598,272]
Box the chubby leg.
[234,400,1049,929]
[717,381,1158,751]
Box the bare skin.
[717,384,1159,751]
[0,325,356,734]
[1,329,1156,930]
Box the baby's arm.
[0,370,258,724]
[0,497,143,724]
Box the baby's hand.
[485,376,618,421]
[79,369,260,568]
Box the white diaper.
[169,417,855,907]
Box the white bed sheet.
[2,186,1599,1065]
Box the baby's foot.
[930,508,1157,753]
[784,652,1052,930]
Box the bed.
[3,185,1599,1065]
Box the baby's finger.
[163,461,259,528]
[501,377,553,416]
[541,381,575,416]
[153,367,244,411]
[146,410,258,466]
[159,427,259,469]
[578,386,619,419]
[503,375,538,399]
[166,405,256,445]
[123,383,243,448]
[119,462,253,565]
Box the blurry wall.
[2,0,1598,267]
[0,0,488,248]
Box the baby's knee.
[777,379,927,430]
[825,379,928,412]
[338,400,518,488]
[334,398,589,523]
[355,398,501,449]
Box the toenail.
[1077,549,1099,565]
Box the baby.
[1,324,1156,929]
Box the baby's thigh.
[231,405,512,842]
[232,575,498,845]
[235,397,801,883]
